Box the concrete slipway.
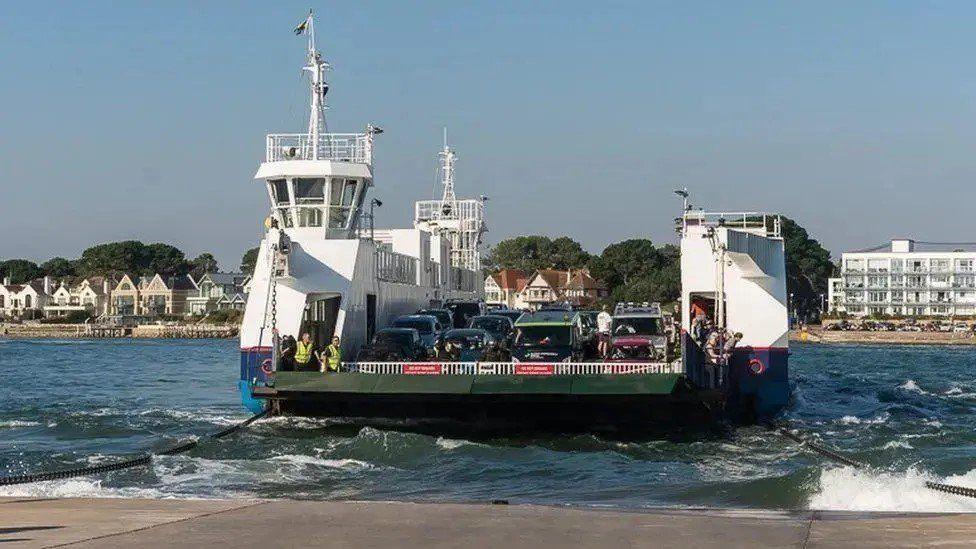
[3,497,976,548]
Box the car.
[358,328,428,361]
[417,308,453,330]
[577,310,600,356]
[490,309,524,324]
[440,328,497,361]
[391,314,443,350]
[444,300,485,328]
[608,303,669,362]
[468,315,515,346]
[511,310,584,363]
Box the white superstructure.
[832,239,976,317]
[240,13,480,358]
[414,130,487,272]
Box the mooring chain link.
[0,410,269,487]
[767,421,976,500]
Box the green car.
[512,310,584,363]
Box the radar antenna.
[295,10,330,159]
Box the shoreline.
[3,496,976,547]
[791,328,976,346]
[0,323,238,339]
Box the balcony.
[266,133,371,163]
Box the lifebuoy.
[747,358,766,375]
[260,359,274,375]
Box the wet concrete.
[2,497,975,548]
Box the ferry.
[239,16,791,429]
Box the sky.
[3,1,976,270]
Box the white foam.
[268,454,372,469]
[435,437,485,451]
[810,467,976,512]
[0,478,165,499]
[837,412,889,425]
[0,420,40,428]
[898,379,930,395]
[881,440,913,450]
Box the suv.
[608,303,670,362]
[512,310,584,363]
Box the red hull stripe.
[241,346,273,352]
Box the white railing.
[376,248,418,284]
[266,133,371,163]
[681,211,781,238]
[344,361,683,376]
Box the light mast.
[297,11,330,159]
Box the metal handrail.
[266,133,370,163]
[343,361,682,376]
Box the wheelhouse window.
[294,178,325,227]
[328,178,361,230]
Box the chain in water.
[768,422,976,500]
[0,410,269,487]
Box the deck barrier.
[344,361,682,376]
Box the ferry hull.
[250,372,726,433]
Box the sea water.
[2,338,976,511]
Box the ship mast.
[438,127,457,206]
[298,11,329,159]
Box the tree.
[590,240,681,306]
[145,243,189,276]
[77,241,152,277]
[241,247,260,275]
[780,216,836,319]
[41,257,77,278]
[190,253,219,279]
[485,236,590,272]
[0,259,43,284]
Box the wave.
[0,478,167,500]
[898,379,932,395]
[0,420,41,428]
[268,454,373,469]
[837,412,890,425]
[810,466,976,512]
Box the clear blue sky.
[3,1,976,270]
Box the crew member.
[294,332,317,372]
[703,330,723,389]
[278,334,297,371]
[319,336,342,373]
[597,305,612,358]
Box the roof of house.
[564,269,607,291]
[4,284,24,293]
[532,269,569,289]
[165,274,198,291]
[27,280,47,294]
[490,269,528,291]
[205,272,245,286]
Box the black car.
[440,328,496,361]
[358,328,427,361]
[468,315,515,346]
[444,301,484,328]
[417,308,453,330]
[490,309,524,324]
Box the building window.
[867,259,888,272]
[890,259,904,273]
[845,259,864,272]
[955,259,974,272]
[906,275,925,288]
[909,260,926,273]
[931,259,950,273]
[890,275,904,287]
[868,291,887,303]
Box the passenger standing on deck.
[704,330,723,388]
[279,334,297,372]
[722,332,743,371]
[319,336,342,373]
[597,305,612,358]
[294,332,317,372]
[691,314,707,346]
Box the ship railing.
[680,211,781,238]
[266,133,371,163]
[344,361,683,376]
[376,248,418,284]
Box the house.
[187,272,248,315]
[111,274,143,316]
[140,274,198,316]
[521,269,571,310]
[44,276,115,318]
[562,269,608,307]
[484,268,528,309]
[0,276,53,318]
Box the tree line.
[0,242,261,285]
[484,216,836,318]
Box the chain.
[270,273,278,335]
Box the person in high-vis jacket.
[294,332,317,372]
[319,336,342,373]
